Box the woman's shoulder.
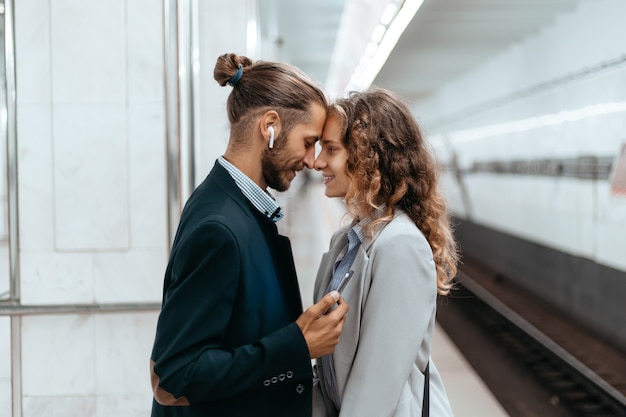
[378,210,424,238]
[370,211,430,252]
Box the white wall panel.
[94,313,157,395]
[95,394,149,417]
[127,0,164,104]
[20,251,93,305]
[22,397,97,417]
[195,0,249,184]
[17,105,54,252]
[10,1,249,416]
[19,312,159,415]
[0,244,7,297]
[22,315,96,396]
[50,0,126,105]
[596,183,626,271]
[465,176,594,258]
[94,249,165,303]
[0,317,9,415]
[15,0,51,106]
[421,0,626,271]
[128,104,167,250]
[52,105,129,251]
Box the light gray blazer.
[313,211,454,417]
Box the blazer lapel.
[314,233,349,302]
[211,160,304,319]
[274,234,305,319]
[209,161,258,220]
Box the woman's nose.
[313,156,325,170]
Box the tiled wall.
[6,0,254,415]
[418,0,626,272]
[0,243,7,297]
[11,0,167,416]
[20,313,158,417]
[0,317,10,413]
[193,1,249,185]
[17,0,167,305]
[0,138,6,240]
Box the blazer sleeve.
[339,227,437,416]
[151,220,311,404]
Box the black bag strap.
[422,362,430,417]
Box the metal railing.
[0,301,161,316]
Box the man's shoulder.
[184,169,250,219]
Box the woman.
[312,88,458,417]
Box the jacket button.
[286,371,293,379]
[271,376,278,384]
[296,384,304,394]
[279,374,286,381]
[263,380,271,386]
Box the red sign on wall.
[611,143,626,196]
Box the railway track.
[436,260,626,417]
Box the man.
[150,53,349,417]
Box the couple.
[149,53,459,417]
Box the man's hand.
[296,291,349,359]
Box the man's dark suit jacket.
[151,161,313,417]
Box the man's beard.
[261,139,302,192]
[262,152,292,192]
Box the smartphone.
[324,270,354,314]
[326,270,354,314]
[336,270,354,294]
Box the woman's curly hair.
[331,88,459,294]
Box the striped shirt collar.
[350,205,387,246]
[349,219,368,247]
[218,156,284,222]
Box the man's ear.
[260,110,281,148]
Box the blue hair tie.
[229,65,243,86]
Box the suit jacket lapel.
[210,161,303,318]
[314,232,349,301]
[209,161,259,220]
[274,234,304,319]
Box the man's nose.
[303,146,316,169]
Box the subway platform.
[278,176,509,417]
[0,176,511,417]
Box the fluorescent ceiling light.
[371,24,386,44]
[346,0,424,93]
[380,3,398,25]
[364,41,378,58]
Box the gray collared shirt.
[218,156,284,222]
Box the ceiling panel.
[264,0,586,99]
[374,0,584,100]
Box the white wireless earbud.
[268,126,275,149]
